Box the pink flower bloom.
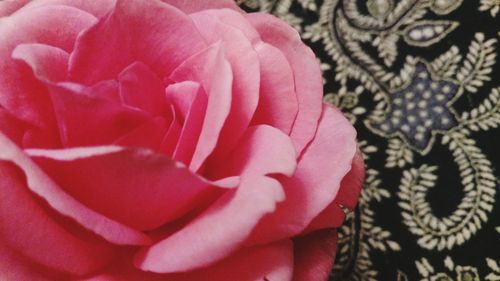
[0,0,364,280]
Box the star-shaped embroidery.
[373,63,459,151]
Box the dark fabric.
[238,1,500,280]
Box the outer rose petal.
[195,9,299,135]
[160,0,241,14]
[251,42,298,134]
[135,176,285,273]
[177,240,294,281]
[0,162,115,276]
[293,229,338,281]
[246,105,357,245]
[0,133,151,246]
[333,148,365,210]
[19,0,116,18]
[0,0,30,17]
[191,10,260,160]
[247,13,323,154]
[208,125,297,179]
[28,146,236,231]
[81,240,293,281]
[305,149,365,232]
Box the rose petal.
[0,4,97,52]
[0,5,96,127]
[0,133,151,246]
[81,240,293,281]
[113,117,168,151]
[0,0,30,17]
[246,105,357,245]
[333,148,365,210]
[48,82,151,147]
[251,42,299,134]
[198,7,261,41]
[194,9,298,135]
[118,62,167,115]
[9,43,70,148]
[12,43,69,82]
[293,229,338,281]
[208,125,296,179]
[80,262,163,281]
[159,105,182,156]
[179,240,294,281]
[81,79,121,102]
[0,108,28,146]
[22,125,61,149]
[247,13,323,154]
[161,0,241,14]
[165,82,202,119]
[191,10,260,159]
[69,0,206,85]
[0,242,56,281]
[135,176,285,273]
[304,149,365,232]
[19,0,115,18]
[169,43,233,172]
[165,82,208,165]
[27,146,237,231]
[0,161,116,276]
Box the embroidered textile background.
[237,0,500,280]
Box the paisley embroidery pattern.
[396,256,500,281]
[480,0,500,17]
[237,0,500,280]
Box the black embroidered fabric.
[238,1,500,280]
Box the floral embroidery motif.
[369,63,460,152]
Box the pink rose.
[0,0,364,280]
